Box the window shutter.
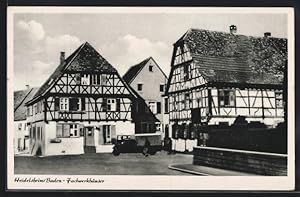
[98,127,104,145]
[102,98,107,111]
[116,99,121,112]
[111,125,116,139]
[81,98,85,111]
[55,98,59,111]
[63,124,70,137]
[56,124,63,137]
[157,102,161,114]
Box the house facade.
[123,57,169,138]
[165,26,287,152]
[25,42,138,156]
[14,87,38,155]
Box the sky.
[13,11,288,91]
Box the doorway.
[84,127,95,146]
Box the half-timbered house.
[123,57,169,138]
[165,26,287,152]
[14,87,38,155]
[25,42,138,156]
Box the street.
[14,151,193,175]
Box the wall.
[84,121,135,153]
[44,121,84,156]
[193,146,287,176]
[130,58,167,123]
[14,120,29,154]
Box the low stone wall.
[193,146,287,176]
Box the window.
[75,74,81,85]
[116,99,121,112]
[137,83,143,91]
[18,123,22,130]
[148,102,156,114]
[164,98,169,113]
[56,124,70,138]
[157,102,161,114]
[160,84,164,92]
[103,125,111,143]
[70,124,79,137]
[219,90,235,107]
[184,93,191,108]
[140,123,155,133]
[59,98,69,111]
[69,98,81,111]
[101,74,108,85]
[275,92,283,108]
[91,74,101,85]
[34,104,37,114]
[81,74,90,85]
[149,65,153,72]
[183,65,190,80]
[107,99,116,111]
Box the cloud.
[17,20,45,41]
[45,34,82,55]
[14,20,83,90]
[100,34,172,75]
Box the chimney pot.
[230,25,237,34]
[264,32,271,37]
[60,51,65,64]
[26,85,30,90]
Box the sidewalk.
[168,164,260,176]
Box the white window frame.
[107,99,116,111]
[148,101,156,114]
[70,124,79,137]
[81,74,90,85]
[60,98,69,111]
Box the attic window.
[149,65,153,72]
[137,83,143,91]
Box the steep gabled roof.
[14,88,39,121]
[123,57,152,84]
[172,28,287,86]
[123,57,167,84]
[27,42,123,104]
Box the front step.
[84,146,96,153]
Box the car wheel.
[113,149,120,156]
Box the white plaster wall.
[14,120,29,154]
[172,138,197,152]
[44,122,84,156]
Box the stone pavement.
[168,164,260,176]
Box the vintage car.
[112,133,162,156]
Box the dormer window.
[149,65,153,72]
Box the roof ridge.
[187,28,287,40]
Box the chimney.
[264,32,271,38]
[26,85,30,90]
[230,25,237,34]
[60,51,65,64]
